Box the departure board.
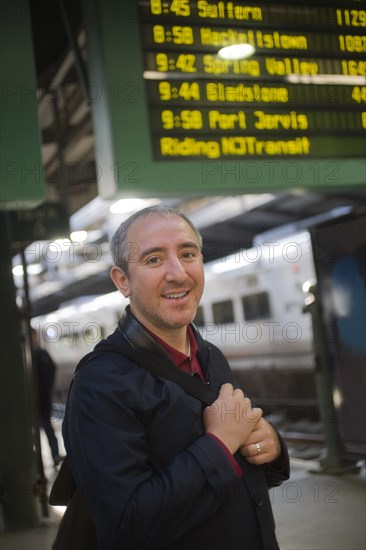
[137,0,366,161]
[85,0,366,196]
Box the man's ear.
[110,266,130,297]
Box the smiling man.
[110,211,205,351]
[62,205,289,550]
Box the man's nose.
[165,256,187,282]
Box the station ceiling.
[200,192,366,262]
[30,0,83,88]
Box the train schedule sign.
[85,0,366,197]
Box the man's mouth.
[163,291,189,300]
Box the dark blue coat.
[63,307,289,550]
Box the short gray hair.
[110,205,203,272]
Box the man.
[32,329,63,466]
[63,205,289,550]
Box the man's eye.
[183,251,195,259]
[146,257,161,265]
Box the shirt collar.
[144,325,198,367]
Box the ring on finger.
[255,442,262,454]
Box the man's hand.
[239,417,281,465]
[203,383,263,455]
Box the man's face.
[115,214,204,337]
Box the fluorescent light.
[109,198,160,214]
[70,230,88,243]
[218,44,255,60]
[27,263,43,275]
[12,265,24,277]
[12,261,42,279]
[110,198,145,214]
[143,71,197,80]
[286,74,366,85]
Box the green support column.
[303,283,359,474]
[0,212,39,529]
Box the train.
[31,229,318,421]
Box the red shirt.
[147,325,205,381]
[145,325,242,477]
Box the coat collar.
[118,306,169,359]
[118,305,209,371]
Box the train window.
[193,305,205,327]
[212,300,234,324]
[242,292,271,321]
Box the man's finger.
[218,383,234,396]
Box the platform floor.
[1,424,365,550]
[273,459,365,550]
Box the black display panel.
[84,0,365,196]
[137,0,366,160]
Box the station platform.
[1,423,365,550]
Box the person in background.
[63,205,290,550]
[32,329,63,467]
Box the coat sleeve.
[62,358,242,550]
[264,431,290,488]
[218,346,290,488]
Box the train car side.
[198,232,318,419]
[32,232,319,418]
[32,293,127,401]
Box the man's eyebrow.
[179,241,201,251]
[138,246,164,262]
[138,242,200,262]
